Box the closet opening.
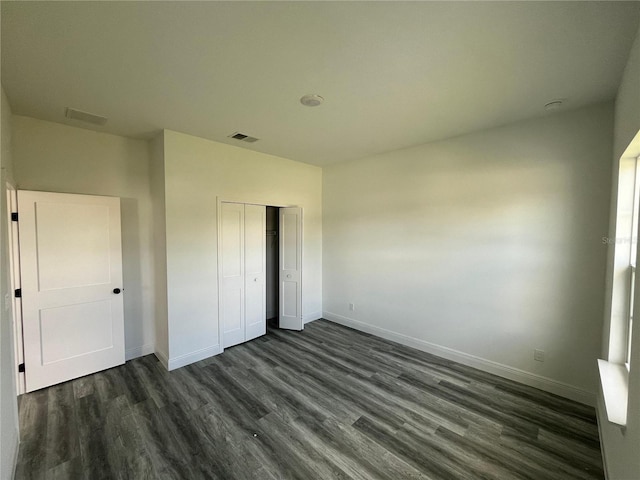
[265,206,279,330]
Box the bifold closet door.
[244,204,266,341]
[279,207,303,330]
[221,202,266,348]
[221,203,245,348]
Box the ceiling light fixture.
[544,99,564,111]
[300,94,324,107]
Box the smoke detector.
[300,94,324,107]
[64,107,107,125]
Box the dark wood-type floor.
[15,320,603,480]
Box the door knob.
[113,288,121,294]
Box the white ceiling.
[2,2,639,166]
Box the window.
[600,130,640,427]
[627,155,640,368]
[628,265,635,368]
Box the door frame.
[216,196,302,352]
[6,183,25,395]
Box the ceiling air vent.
[228,132,259,143]
[64,107,108,126]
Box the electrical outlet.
[534,349,545,362]
[349,303,355,311]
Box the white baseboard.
[323,312,596,406]
[10,426,19,480]
[154,349,170,370]
[166,344,222,371]
[595,397,610,480]
[304,311,323,324]
[125,343,155,361]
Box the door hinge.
[18,363,25,373]
[11,212,18,222]
[14,288,21,298]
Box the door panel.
[18,190,124,392]
[222,286,243,339]
[40,301,113,363]
[282,282,298,318]
[279,207,303,330]
[35,202,111,290]
[282,211,299,271]
[221,203,245,348]
[244,204,266,341]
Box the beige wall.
[159,130,322,367]
[599,21,640,480]
[0,87,19,480]
[323,102,614,404]
[8,118,323,371]
[149,133,169,360]
[11,116,155,360]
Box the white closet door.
[221,203,245,348]
[18,190,125,392]
[279,207,303,330]
[244,204,266,342]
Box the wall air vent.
[64,107,108,126]
[228,132,259,143]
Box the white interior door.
[279,207,303,330]
[221,202,245,348]
[18,190,125,392]
[244,204,266,341]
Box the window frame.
[625,155,640,369]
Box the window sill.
[597,359,628,427]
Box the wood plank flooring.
[14,320,603,480]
